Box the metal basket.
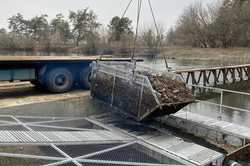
[90,61,193,121]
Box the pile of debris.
[148,74,194,104]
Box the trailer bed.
[0,55,138,63]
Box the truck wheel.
[46,68,73,93]
[80,67,91,90]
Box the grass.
[162,47,250,61]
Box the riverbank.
[162,47,250,61]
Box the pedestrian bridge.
[175,64,250,87]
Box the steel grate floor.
[87,143,181,164]
[0,114,189,166]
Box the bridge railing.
[175,65,250,87]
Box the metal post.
[138,78,145,118]
[220,90,223,114]
[186,106,188,120]
[111,74,116,107]
[218,90,223,120]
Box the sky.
[0,0,216,31]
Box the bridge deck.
[175,64,250,73]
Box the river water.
[143,58,250,128]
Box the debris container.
[90,61,194,121]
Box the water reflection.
[187,101,250,128]
[142,57,250,70]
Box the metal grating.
[0,145,64,157]
[58,144,122,158]
[59,162,77,166]
[86,143,183,165]
[0,157,55,165]
[0,114,223,166]
[0,115,189,166]
[80,163,158,166]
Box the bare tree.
[69,8,100,47]
[141,25,165,56]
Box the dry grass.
[162,47,250,61]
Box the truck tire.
[46,68,73,93]
[80,67,91,90]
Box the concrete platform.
[164,110,250,148]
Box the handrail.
[175,64,250,73]
[189,84,250,96]
[189,84,250,115]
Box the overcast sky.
[0,0,216,30]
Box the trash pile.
[90,62,195,121]
[148,74,194,104]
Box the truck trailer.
[0,56,141,93]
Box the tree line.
[1,0,247,56]
[0,8,162,56]
[167,0,250,48]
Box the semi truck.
[0,56,141,93]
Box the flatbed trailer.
[0,56,141,93]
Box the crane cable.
[120,0,168,69]
[147,0,169,69]
[131,0,143,60]
[120,0,134,57]
[119,0,144,61]
[121,0,134,18]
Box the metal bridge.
[175,64,250,86]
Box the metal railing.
[176,84,250,146]
[164,85,250,146]
[188,84,250,115]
